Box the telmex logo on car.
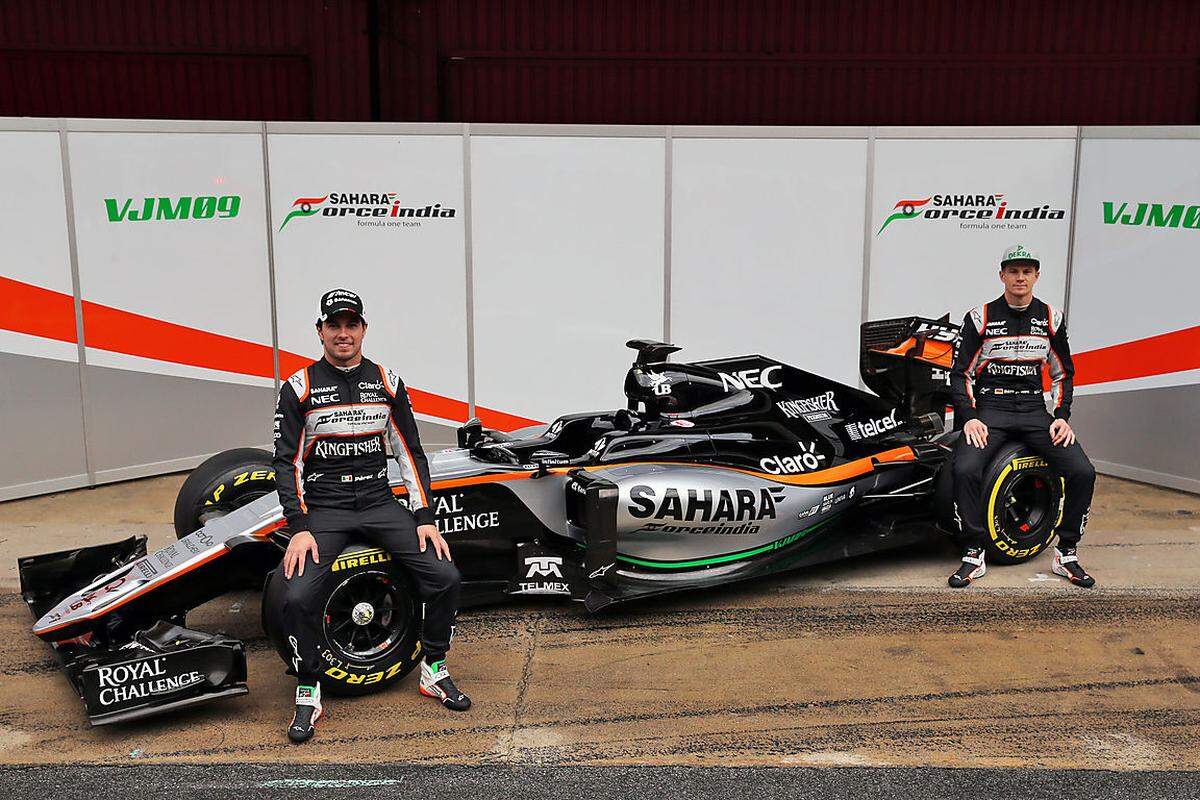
[515,556,570,595]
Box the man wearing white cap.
[947,245,1097,589]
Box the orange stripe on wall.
[1073,325,1200,387]
[82,299,275,378]
[0,276,79,344]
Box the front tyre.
[173,448,276,538]
[261,546,423,697]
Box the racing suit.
[272,356,459,684]
[949,296,1096,549]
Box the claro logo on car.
[876,194,1066,235]
[277,192,458,231]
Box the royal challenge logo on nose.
[876,193,1066,235]
[278,192,458,232]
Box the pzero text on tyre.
[261,544,424,697]
[173,448,276,539]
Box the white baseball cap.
[1000,244,1040,269]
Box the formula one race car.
[19,315,1069,725]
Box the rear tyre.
[935,442,1064,565]
[261,546,423,697]
[173,448,276,539]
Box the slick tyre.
[262,546,423,697]
[173,448,276,538]
[936,443,1064,565]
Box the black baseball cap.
[317,288,366,324]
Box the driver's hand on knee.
[963,418,988,449]
[1049,418,1076,447]
[284,531,319,579]
[417,523,452,561]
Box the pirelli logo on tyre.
[1010,456,1048,471]
[331,548,392,573]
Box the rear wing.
[860,315,959,419]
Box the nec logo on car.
[719,366,782,392]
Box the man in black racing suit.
[948,245,1097,589]
[273,288,470,744]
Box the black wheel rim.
[1000,472,1053,544]
[197,489,271,524]
[323,571,411,661]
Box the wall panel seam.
[58,122,94,486]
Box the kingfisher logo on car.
[277,192,457,231]
[876,194,1066,235]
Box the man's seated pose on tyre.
[948,245,1097,589]
[273,288,470,744]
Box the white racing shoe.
[418,658,472,711]
[948,547,987,588]
[1052,546,1096,588]
[287,682,323,743]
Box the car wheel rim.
[1001,472,1053,544]
[323,571,411,661]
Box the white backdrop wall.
[868,135,1076,325]
[470,133,666,424]
[1067,134,1200,488]
[66,128,277,482]
[670,135,868,387]
[0,119,1196,502]
[0,128,89,499]
[267,129,469,445]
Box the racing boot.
[418,658,471,711]
[287,682,323,743]
[1051,545,1095,588]
[947,547,986,588]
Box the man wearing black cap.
[272,288,469,744]
[947,245,1097,589]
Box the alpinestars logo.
[278,192,457,231]
[876,194,1066,235]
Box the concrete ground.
[0,474,1198,783]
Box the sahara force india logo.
[278,192,457,231]
[876,194,1066,235]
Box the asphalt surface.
[0,473,1198,797]
[3,763,1200,800]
